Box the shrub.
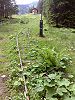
[25,48,75,100]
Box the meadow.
[0,14,75,99]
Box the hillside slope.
[0,14,75,99]
[18,1,38,14]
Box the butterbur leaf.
[44,80,50,87]
[48,98,58,100]
[40,73,46,77]
[37,79,43,83]
[56,87,67,96]
[68,75,74,78]
[70,97,75,100]
[62,66,66,68]
[57,78,70,87]
[44,80,55,87]
[55,74,61,81]
[14,81,21,86]
[46,78,51,83]
[33,65,39,68]
[68,84,75,94]
[49,84,55,87]
[73,90,75,95]
[46,87,55,99]
[60,62,65,67]
[61,87,67,93]
[48,73,56,80]
[64,96,75,100]
[35,84,44,92]
[56,88,63,96]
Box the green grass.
[0,14,75,99]
[0,14,75,74]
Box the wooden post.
[39,12,44,37]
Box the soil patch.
[0,75,8,100]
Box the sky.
[15,0,39,4]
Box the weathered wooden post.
[39,0,44,37]
[39,14,43,37]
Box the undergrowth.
[0,14,75,100]
[8,34,75,100]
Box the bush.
[25,48,75,100]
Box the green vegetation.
[50,0,75,27]
[0,14,75,99]
[42,0,75,27]
[25,48,74,100]
[0,0,18,19]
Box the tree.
[43,0,75,28]
[0,0,5,18]
[37,0,43,13]
[43,0,52,24]
[0,0,18,19]
[51,0,75,27]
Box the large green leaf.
[68,84,75,95]
[35,84,44,92]
[49,98,58,100]
[14,81,21,87]
[56,87,67,96]
[44,78,55,87]
[64,96,75,100]
[46,87,56,99]
[44,80,51,87]
[57,78,70,87]
[48,73,56,80]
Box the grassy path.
[0,14,40,99]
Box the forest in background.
[37,0,75,28]
[0,0,18,19]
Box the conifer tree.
[0,0,18,19]
[51,0,75,27]
[37,0,43,13]
[43,0,75,27]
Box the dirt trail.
[0,38,9,100]
[0,75,8,100]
